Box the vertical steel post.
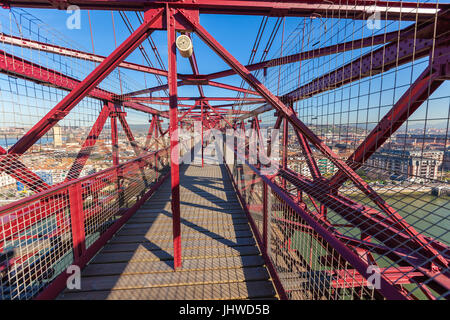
[201,101,204,167]
[262,181,268,253]
[110,102,123,208]
[69,182,85,262]
[282,117,288,188]
[110,103,120,166]
[167,6,182,269]
[144,116,156,150]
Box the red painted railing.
[0,148,170,300]
[225,149,449,300]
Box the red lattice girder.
[0,49,163,116]
[0,0,443,20]
[8,8,164,157]
[0,33,169,79]
[282,17,450,102]
[204,29,401,81]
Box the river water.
[354,193,450,245]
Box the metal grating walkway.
[58,164,277,300]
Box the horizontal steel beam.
[125,96,266,102]
[0,1,444,21]
[0,49,166,116]
[123,79,261,97]
[0,33,170,78]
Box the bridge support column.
[167,6,182,269]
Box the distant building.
[367,149,444,181]
[317,158,337,176]
[53,125,62,147]
[0,172,16,187]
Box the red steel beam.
[331,267,424,288]
[204,29,401,81]
[231,150,406,300]
[109,102,120,166]
[117,112,144,156]
[122,81,179,97]
[127,25,403,96]
[280,168,445,259]
[144,116,157,150]
[0,1,443,21]
[65,104,110,181]
[290,120,321,180]
[279,168,450,295]
[167,6,182,269]
[204,102,233,128]
[282,18,450,103]
[199,80,261,95]
[178,103,198,123]
[282,117,288,188]
[0,146,50,192]
[238,17,448,121]
[125,96,266,102]
[187,34,205,98]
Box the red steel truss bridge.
[0,0,449,300]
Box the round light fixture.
[176,34,193,58]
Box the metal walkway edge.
[57,164,278,300]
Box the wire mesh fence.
[231,1,449,300]
[0,8,168,204]
[0,149,169,300]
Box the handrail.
[0,146,171,300]
[226,149,408,300]
[0,147,169,216]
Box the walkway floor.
[58,164,277,300]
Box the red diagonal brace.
[144,116,157,150]
[66,104,109,181]
[7,8,163,157]
[117,111,143,156]
[329,65,443,188]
